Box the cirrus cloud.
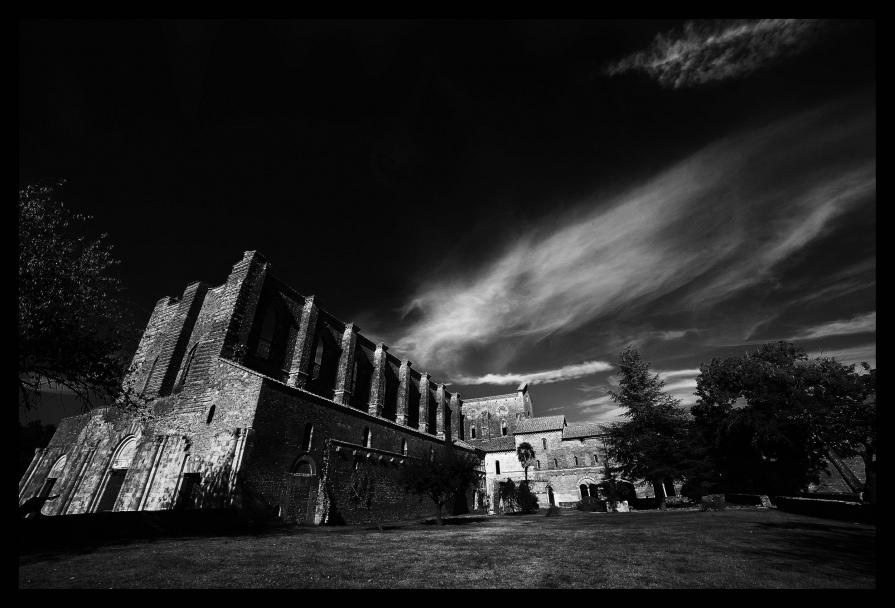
[606,19,827,88]
[392,99,875,375]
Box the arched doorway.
[547,485,555,507]
[579,484,589,499]
[284,455,318,524]
[95,437,137,512]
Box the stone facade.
[18,250,648,525]
[19,251,488,525]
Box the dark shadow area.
[420,516,489,526]
[758,520,857,533]
[744,518,876,575]
[774,497,875,524]
[19,509,283,559]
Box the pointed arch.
[174,343,199,393]
[94,436,138,512]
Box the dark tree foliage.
[516,441,536,482]
[498,477,517,512]
[515,481,539,513]
[19,421,56,477]
[398,443,480,525]
[18,182,144,414]
[603,346,691,509]
[690,341,874,499]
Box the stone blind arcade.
[19,251,668,525]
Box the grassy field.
[19,508,875,589]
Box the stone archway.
[284,454,318,524]
[95,437,137,512]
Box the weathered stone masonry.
[20,251,485,525]
[21,250,653,524]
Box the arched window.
[501,420,507,436]
[312,340,324,380]
[553,458,558,468]
[38,455,68,505]
[495,460,501,475]
[291,455,316,477]
[174,343,199,393]
[471,427,476,439]
[536,459,541,470]
[580,484,589,499]
[96,437,137,512]
[362,428,372,448]
[48,455,68,478]
[142,355,159,394]
[574,456,579,467]
[302,423,314,451]
[206,404,216,425]
[593,454,599,465]
[542,438,547,450]
[401,439,408,456]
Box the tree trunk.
[862,447,876,505]
[653,480,667,510]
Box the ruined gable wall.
[22,358,265,516]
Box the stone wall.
[242,376,481,525]
[20,359,265,517]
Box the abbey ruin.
[19,251,667,525]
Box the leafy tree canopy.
[691,341,874,497]
[398,443,480,524]
[516,441,536,481]
[18,182,142,414]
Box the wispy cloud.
[453,360,613,386]
[658,369,700,381]
[392,100,874,373]
[606,19,826,88]
[794,311,876,340]
[808,343,876,368]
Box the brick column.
[287,295,318,388]
[217,251,269,361]
[333,323,359,405]
[436,383,447,439]
[152,280,210,396]
[450,392,462,440]
[368,343,388,416]
[395,360,413,425]
[418,373,431,433]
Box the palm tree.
[517,442,536,482]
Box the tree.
[692,341,874,498]
[18,182,143,414]
[516,442,536,482]
[603,346,691,509]
[498,477,517,512]
[398,443,480,525]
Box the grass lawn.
[19,508,875,589]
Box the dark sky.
[19,19,876,425]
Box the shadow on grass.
[421,516,489,526]
[745,519,876,575]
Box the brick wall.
[244,377,481,525]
